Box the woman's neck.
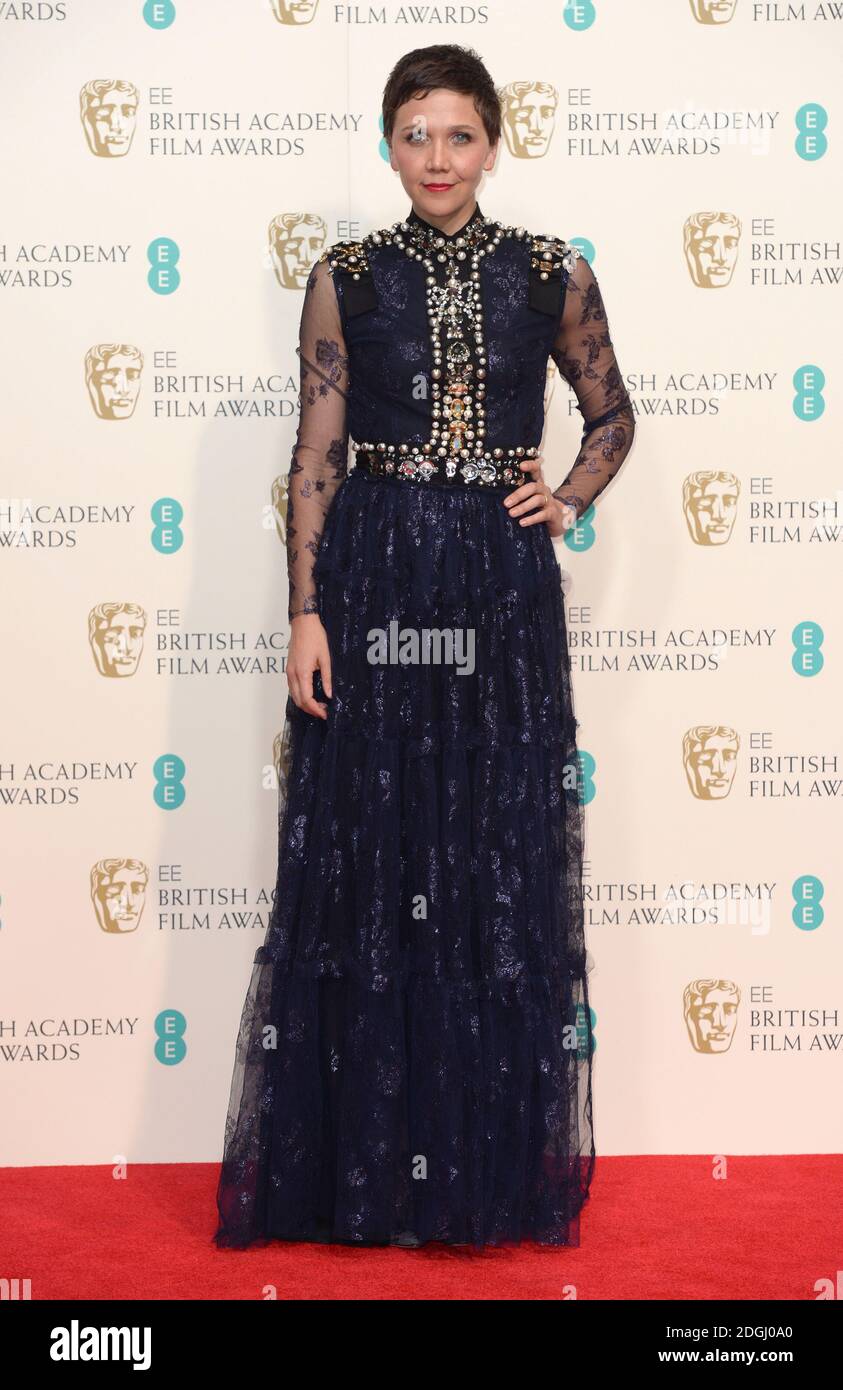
[407,199,482,240]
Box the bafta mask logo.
[91,858,149,933]
[88,602,147,677]
[270,0,319,23]
[683,725,739,799]
[80,79,139,157]
[500,81,558,159]
[684,978,740,1052]
[86,344,144,419]
[689,0,738,23]
[684,212,741,288]
[683,471,740,544]
[273,475,290,545]
[269,213,327,289]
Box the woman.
[215,43,635,1251]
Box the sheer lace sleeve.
[286,255,350,622]
[549,249,636,519]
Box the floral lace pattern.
[285,259,350,620]
[549,253,636,519]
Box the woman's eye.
[404,131,472,144]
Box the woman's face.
[388,87,498,225]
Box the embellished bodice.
[285,201,635,619]
[317,207,581,487]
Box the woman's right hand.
[286,613,332,720]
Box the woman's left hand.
[502,456,577,539]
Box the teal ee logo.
[792,876,824,932]
[569,238,595,266]
[378,113,390,163]
[564,501,596,552]
[793,364,825,421]
[151,497,184,553]
[566,748,595,805]
[153,754,186,809]
[576,1003,597,1058]
[143,0,176,27]
[155,1009,186,1064]
[564,0,597,31]
[147,238,180,294]
[791,621,823,676]
[794,103,827,161]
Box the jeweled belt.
[352,442,539,489]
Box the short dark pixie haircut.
[382,44,502,148]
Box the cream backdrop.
[1,1,841,1169]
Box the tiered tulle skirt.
[214,467,595,1250]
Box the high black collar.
[406,201,485,242]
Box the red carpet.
[2,1156,839,1300]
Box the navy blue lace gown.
[214,202,635,1250]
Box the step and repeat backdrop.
[1,2,840,1167]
